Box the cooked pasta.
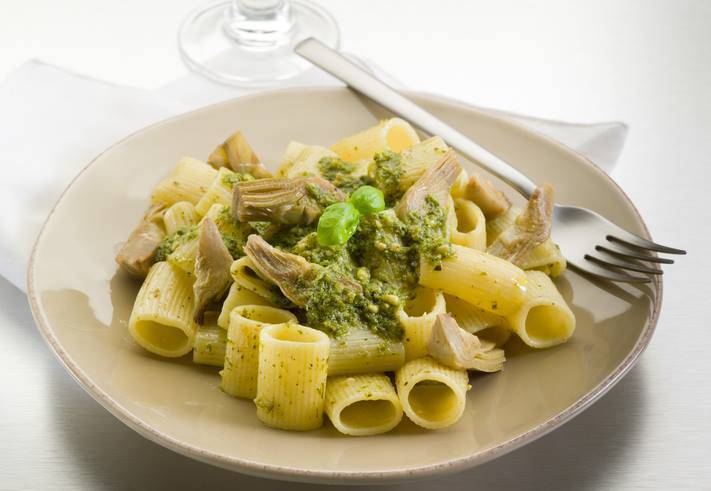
[328,327,405,376]
[395,356,470,430]
[117,120,576,436]
[450,198,487,251]
[128,261,196,357]
[193,314,227,367]
[325,374,403,436]
[151,156,217,206]
[399,136,449,189]
[163,201,199,235]
[220,305,297,399]
[255,323,330,430]
[217,282,272,329]
[486,206,566,277]
[195,167,240,216]
[230,256,286,305]
[278,143,338,178]
[396,287,447,360]
[507,271,575,348]
[419,244,528,316]
[331,118,420,162]
[444,294,511,348]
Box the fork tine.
[585,254,663,275]
[607,233,686,255]
[570,260,651,284]
[595,245,674,264]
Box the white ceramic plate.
[28,87,660,484]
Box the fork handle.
[295,37,537,198]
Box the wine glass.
[179,0,339,86]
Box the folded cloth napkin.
[0,60,627,292]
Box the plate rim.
[26,86,662,484]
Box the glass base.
[179,0,339,86]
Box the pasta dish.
[115,118,575,435]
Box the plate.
[28,87,660,484]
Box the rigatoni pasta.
[118,118,575,436]
[217,282,272,329]
[396,287,447,360]
[450,198,487,251]
[151,156,217,206]
[396,356,470,430]
[193,314,227,367]
[331,118,420,162]
[255,323,330,431]
[419,244,528,316]
[507,271,575,348]
[220,305,297,399]
[328,327,405,376]
[325,374,403,436]
[128,261,196,357]
[163,201,199,235]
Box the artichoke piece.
[115,203,166,278]
[232,176,345,225]
[207,130,272,178]
[462,172,512,219]
[193,217,233,322]
[427,313,505,372]
[395,149,461,220]
[487,184,554,266]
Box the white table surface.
[1,0,710,489]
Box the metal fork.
[295,38,685,283]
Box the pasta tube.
[331,118,420,162]
[444,294,511,348]
[399,136,449,189]
[325,374,403,436]
[220,305,297,399]
[450,169,469,198]
[194,167,240,216]
[486,206,518,245]
[217,282,273,329]
[230,256,287,306]
[419,244,528,316]
[328,327,405,376]
[518,239,567,278]
[166,232,198,275]
[255,323,330,431]
[395,356,470,430]
[151,156,217,206]
[277,142,339,178]
[450,199,487,251]
[486,207,566,277]
[163,201,199,235]
[396,287,447,360]
[128,262,196,357]
[507,271,575,348]
[193,314,227,367]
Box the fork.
[295,38,685,283]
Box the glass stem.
[224,0,294,48]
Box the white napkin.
[0,60,627,292]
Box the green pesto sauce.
[267,224,315,251]
[209,150,452,342]
[215,207,251,258]
[297,269,362,338]
[317,156,371,195]
[305,182,344,208]
[371,151,404,205]
[281,197,450,340]
[292,232,356,274]
[154,226,196,262]
[221,171,255,189]
[405,195,453,267]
